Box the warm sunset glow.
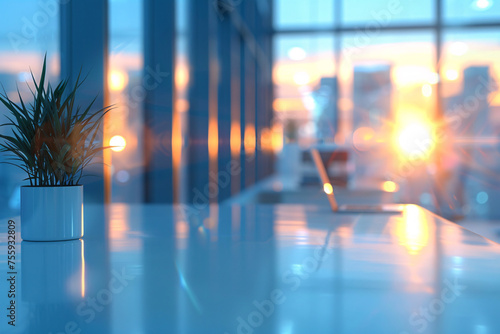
[396,205,430,255]
[110,135,126,152]
[427,72,439,84]
[323,183,333,195]
[421,84,432,97]
[293,71,310,85]
[397,121,435,159]
[109,70,128,91]
[449,42,469,56]
[273,57,334,87]
[273,98,304,113]
[444,69,459,81]
[393,66,435,86]
[382,181,398,192]
[491,91,500,106]
[271,123,283,153]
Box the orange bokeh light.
[230,122,241,156]
[244,125,256,155]
[109,70,128,92]
[382,181,398,192]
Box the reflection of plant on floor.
[0,56,113,186]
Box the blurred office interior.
[0,0,500,235]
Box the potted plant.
[0,57,112,241]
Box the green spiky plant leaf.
[0,56,113,186]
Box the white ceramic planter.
[21,186,84,241]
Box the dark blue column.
[256,58,265,181]
[217,14,232,202]
[263,2,274,178]
[239,37,247,191]
[243,0,256,189]
[230,28,242,196]
[255,3,265,181]
[187,0,217,205]
[143,0,175,203]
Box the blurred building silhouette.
[352,65,392,182]
[352,65,392,130]
[312,77,338,142]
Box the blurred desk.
[1,204,499,334]
[224,174,399,205]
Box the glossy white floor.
[1,203,499,334]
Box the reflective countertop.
[1,204,499,334]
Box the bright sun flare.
[397,122,435,159]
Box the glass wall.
[274,0,334,29]
[444,0,500,22]
[273,0,500,219]
[340,32,436,197]
[342,0,434,24]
